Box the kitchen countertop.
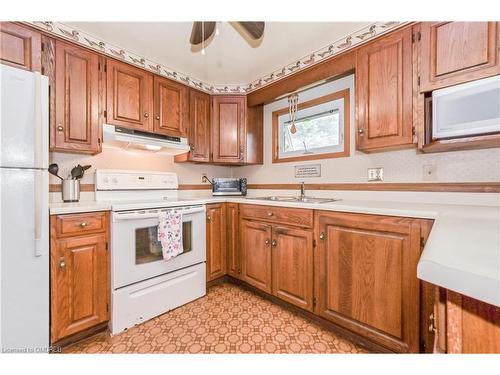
[49,196,500,308]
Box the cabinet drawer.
[239,204,313,228]
[53,212,108,237]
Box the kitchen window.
[272,89,350,163]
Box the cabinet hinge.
[417,76,421,86]
[104,64,107,73]
[412,31,421,43]
[103,110,107,119]
[313,239,317,248]
[105,242,108,250]
[106,303,109,313]
[420,236,426,249]
[41,42,45,52]
[313,297,317,307]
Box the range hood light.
[145,144,162,151]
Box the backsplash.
[232,75,500,184]
[49,145,230,185]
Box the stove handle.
[113,206,205,221]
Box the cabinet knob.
[144,112,149,118]
[319,232,326,240]
[59,258,66,270]
[267,212,274,217]
[207,215,211,221]
[265,239,270,245]
[155,115,160,120]
[190,144,195,151]
[57,125,64,132]
[78,221,88,228]
[271,240,277,247]
[358,128,364,135]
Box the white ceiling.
[65,22,370,84]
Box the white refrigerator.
[0,64,49,352]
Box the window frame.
[272,89,350,163]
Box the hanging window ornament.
[288,93,299,134]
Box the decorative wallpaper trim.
[26,21,405,95]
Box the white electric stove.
[95,170,206,335]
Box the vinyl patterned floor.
[64,283,368,354]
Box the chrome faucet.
[300,181,306,200]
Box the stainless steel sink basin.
[247,196,340,204]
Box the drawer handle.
[267,212,274,217]
[59,258,66,270]
[78,221,89,228]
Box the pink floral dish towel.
[157,209,183,261]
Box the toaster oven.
[212,178,247,196]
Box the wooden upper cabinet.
[314,211,423,353]
[52,40,102,154]
[206,203,227,282]
[183,89,211,162]
[240,220,272,294]
[356,26,414,152]
[153,76,189,137]
[226,203,240,278]
[106,59,153,131]
[0,22,41,72]
[420,22,500,92]
[271,226,313,312]
[211,96,246,163]
[50,212,109,343]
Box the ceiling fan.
[190,21,265,45]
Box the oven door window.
[135,221,192,264]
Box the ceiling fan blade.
[237,22,265,40]
[190,21,216,45]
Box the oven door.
[111,205,206,289]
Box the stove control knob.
[103,177,109,184]
[112,178,118,184]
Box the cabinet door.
[51,234,109,343]
[206,203,226,281]
[226,203,240,278]
[420,22,500,92]
[0,22,41,72]
[53,40,101,153]
[106,59,153,131]
[211,96,246,163]
[187,90,211,162]
[240,220,272,293]
[356,26,413,151]
[153,76,189,137]
[315,211,422,353]
[271,226,313,311]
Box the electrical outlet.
[367,167,383,182]
[201,173,208,183]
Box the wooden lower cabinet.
[432,288,500,354]
[206,203,227,281]
[226,202,240,278]
[271,226,314,311]
[314,211,424,353]
[240,219,273,293]
[50,212,109,343]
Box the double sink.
[247,196,340,204]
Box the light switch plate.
[367,167,383,182]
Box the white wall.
[233,75,500,184]
[49,145,231,185]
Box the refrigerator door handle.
[34,71,43,169]
[34,169,43,257]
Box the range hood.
[103,124,190,154]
